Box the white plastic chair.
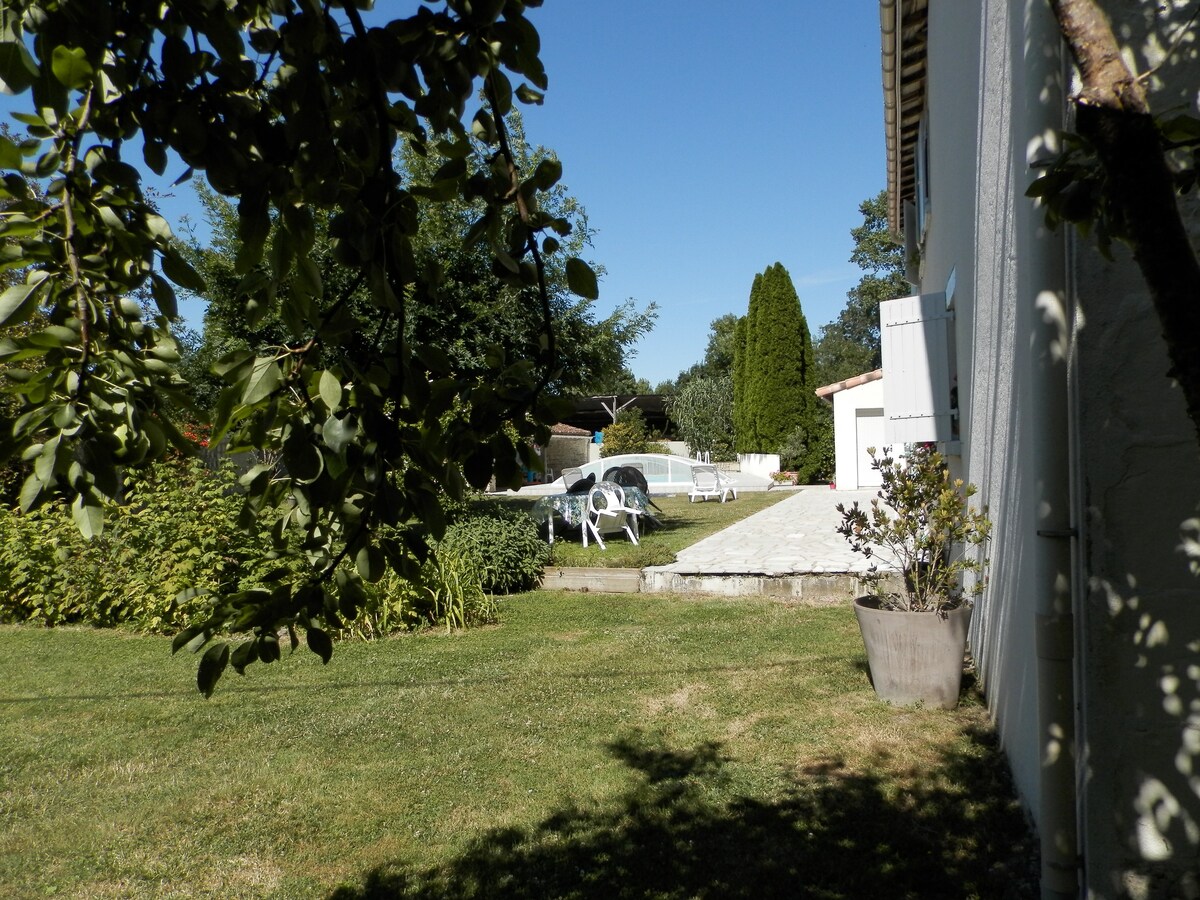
[560,466,584,488]
[688,465,737,503]
[583,483,640,549]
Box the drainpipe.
[1031,228,1080,900]
[1027,10,1080,897]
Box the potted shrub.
[835,444,990,708]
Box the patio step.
[540,565,871,602]
[541,567,642,593]
[639,569,864,603]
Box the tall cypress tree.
[733,274,762,452]
[732,314,747,450]
[738,263,816,459]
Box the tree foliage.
[668,374,734,461]
[598,406,664,458]
[815,191,909,386]
[674,312,739,390]
[734,263,820,472]
[183,113,656,407]
[587,365,652,397]
[1035,0,1200,448]
[732,310,752,452]
[0,0,604,694]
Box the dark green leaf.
[306,627,333,664]
[1159,114,1200,144]
[143,139,167,176]
[51,45,93,89]
[530,158,562,191]
[258,631,281,663]
[464,445,493,489]
[236,189,270,274]
[0,40,38,95]
[230,640,259,675]
[242,356,282,405]
[149,273,177,319]
[0,278,46,328]
[211,348,254,379]
[0,134,21,168]
[283,434,323,483]
[565,257,598,300]
[515,83,544,105]
[197,642,230,697]
[355,544,385,583]
[160,248,206,292]
[171,621,207,655]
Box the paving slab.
[641,487,898,600]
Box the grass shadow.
[328,725,1037,900]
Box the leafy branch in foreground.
[0,1,598,694]
[1032,0,1200,449]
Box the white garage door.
[855,408,886,488]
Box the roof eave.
[880,0,928,240]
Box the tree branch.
[1050,0,1200,448]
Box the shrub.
[348,550,495,637]
[0,455,284,632]
[668,374,736,461]
[778,404,834,483]
[836,444,991,612]
[0,458,536,640]
[439,507,550,594]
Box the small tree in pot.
[835,444,991,707]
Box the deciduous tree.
[674,312,739,390]
[815,191,909,386]
[668,374,734,461]
[0,0,601,694]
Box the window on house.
[915,112,932,240]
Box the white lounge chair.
[689,465,737,503]
[583,483,640,549]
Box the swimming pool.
[574,454,772,494]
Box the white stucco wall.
[1068,5,1200,894]
[919,0,1046,811]
[914,1,1200,895]
[831,378,886,490]
[737,453,780,480]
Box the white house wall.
[913,1,1200,895]
[1067,6,1200,896]
[918,0,1047,831]
[832,379,886,490]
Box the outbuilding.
[815,369,886,490]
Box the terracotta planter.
[852,596,972,709]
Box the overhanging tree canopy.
[0,0,599,694]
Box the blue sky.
[518,1,888,386]
[1,2,887,388]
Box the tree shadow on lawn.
[328,725,1038,900]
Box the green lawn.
[496,488,794,568]
[0,593,1036,899]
